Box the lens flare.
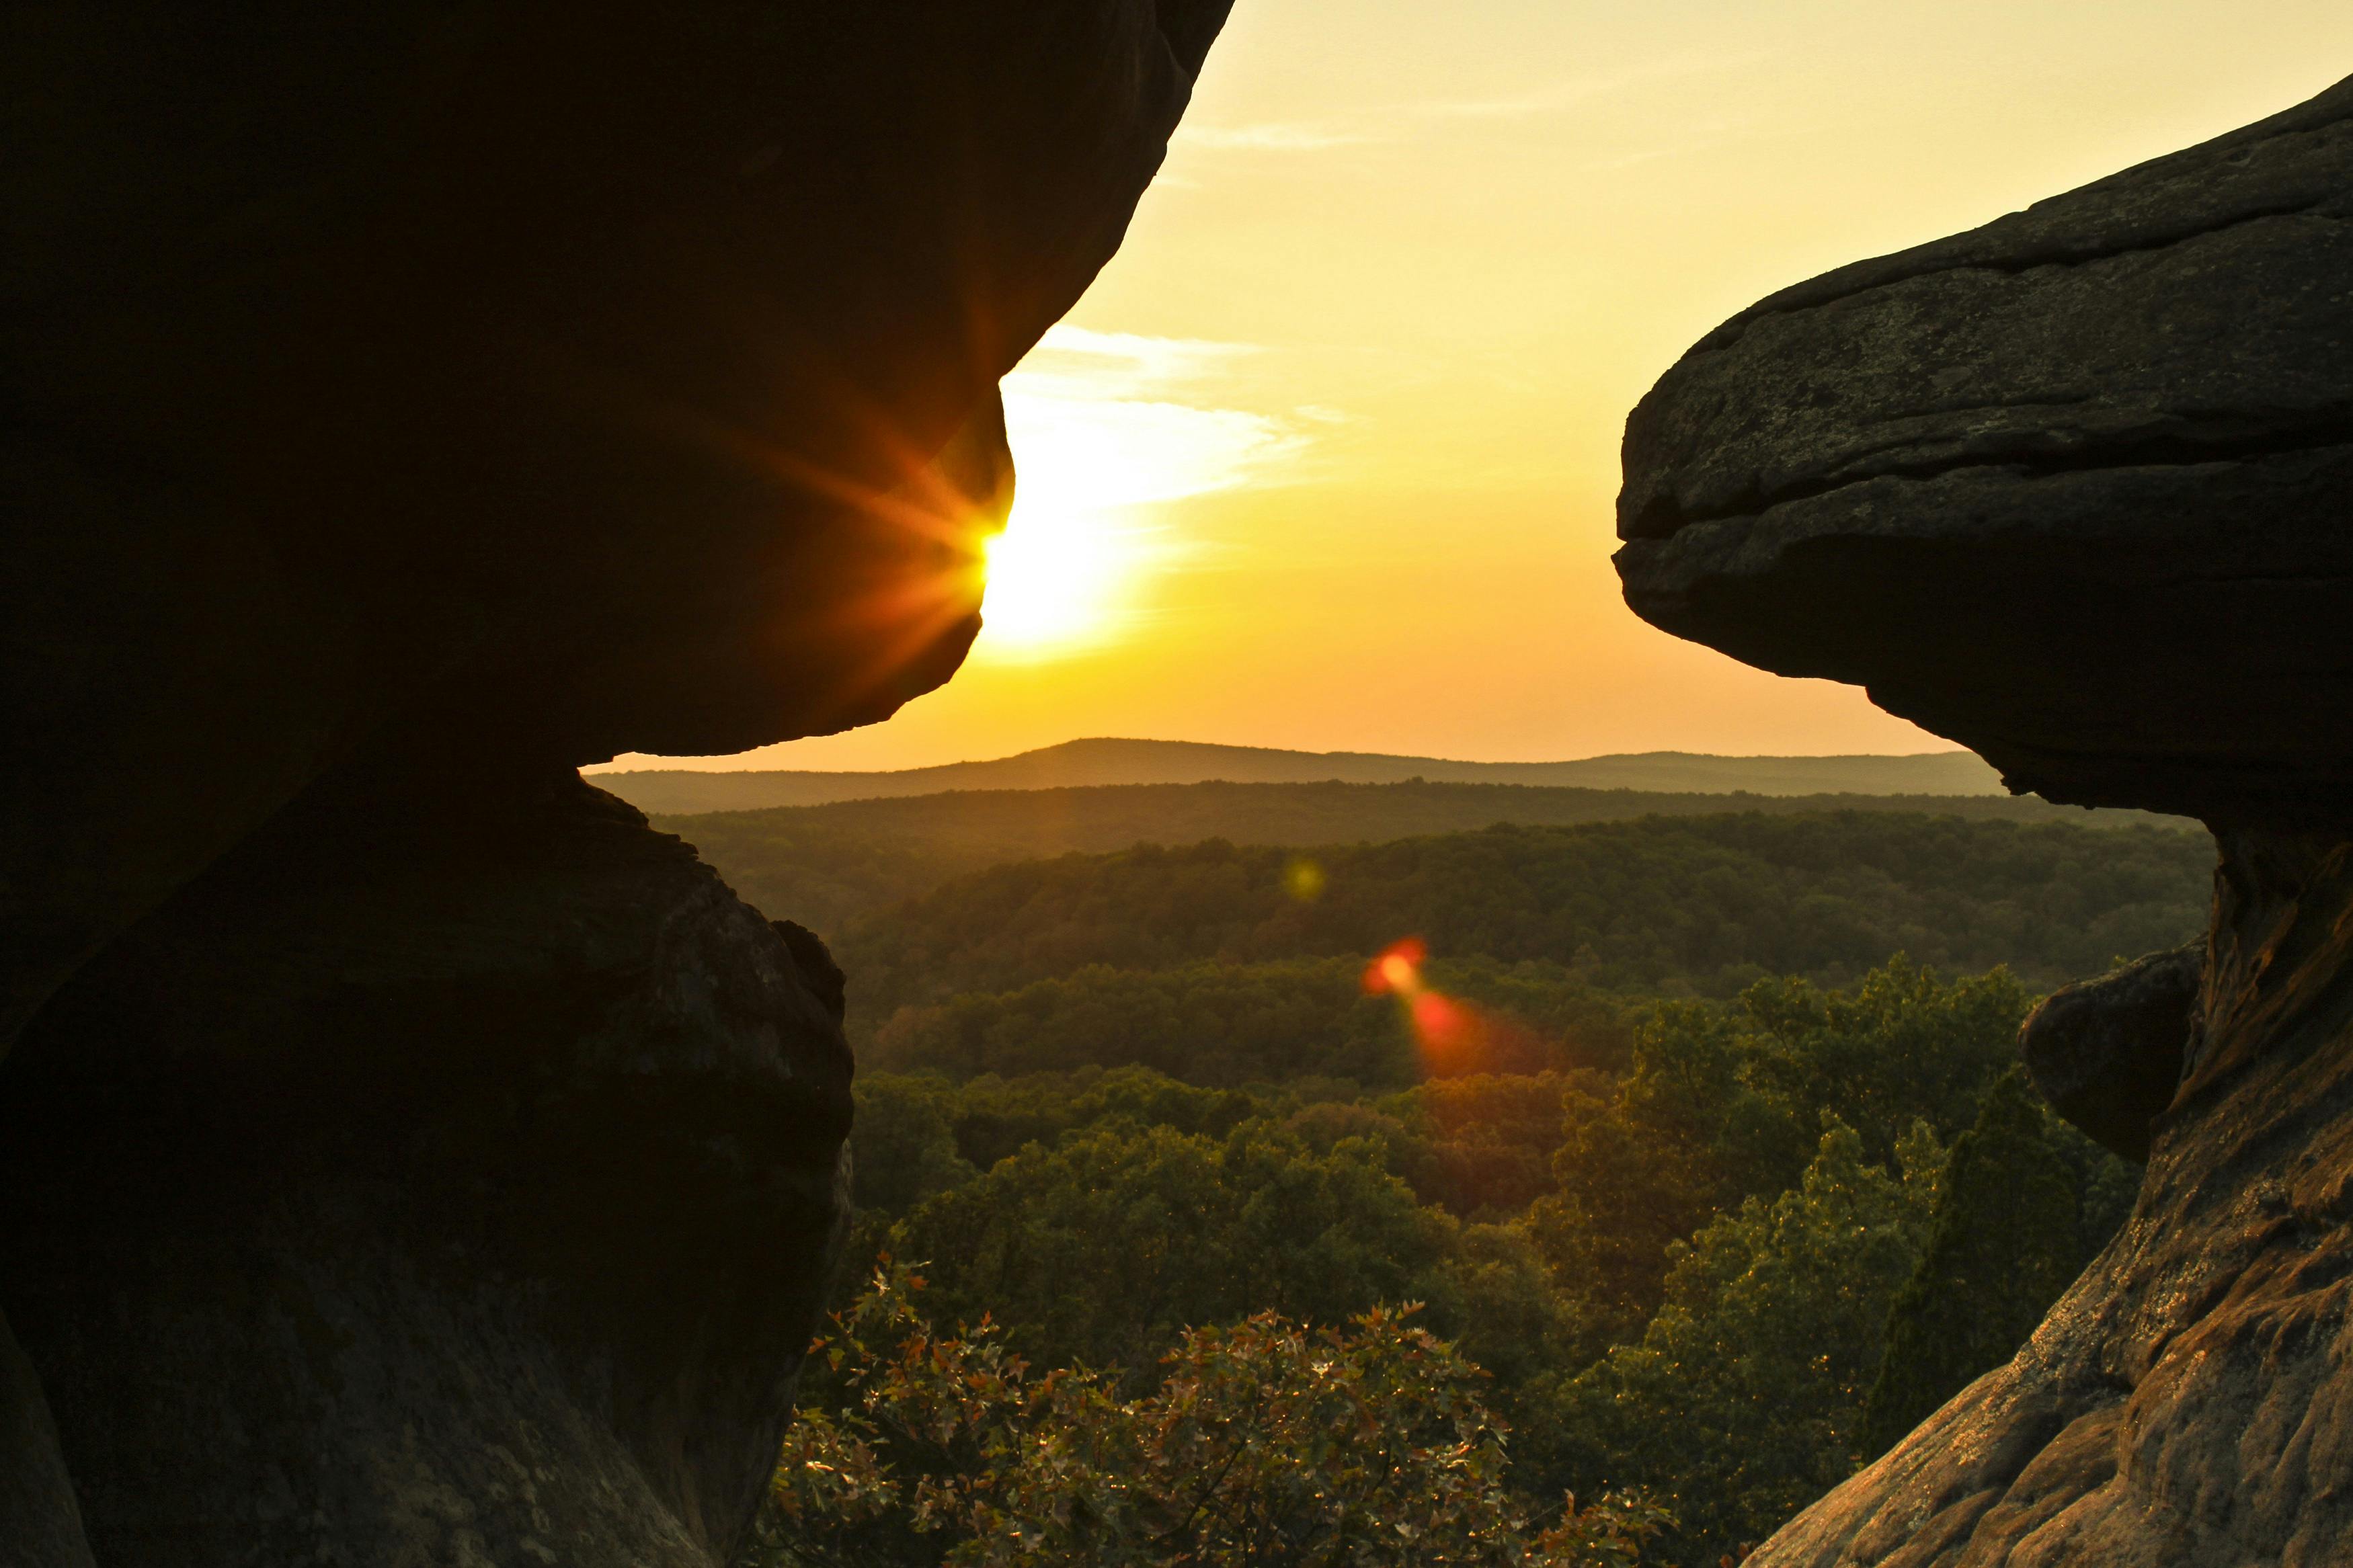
[1361,937,1548,1078]
[1363,938,1428,997]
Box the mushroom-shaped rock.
[0,3,1235,1561]
[1616,72,2353,1567]
[1617,76,2353,824]
[3,0,1233,1050]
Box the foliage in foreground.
[1860,1066,2110,1453]
[828,960,2141,1566]
[746,1263,1671,1568]
[1534,1119,1944,1559]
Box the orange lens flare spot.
[1363,938,1428,995]
[1410,992,1464,1040]
[1363,935,1551,1078]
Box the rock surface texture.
[1618,75,2353,823]
[1619,73,2353,1565]
[0,3,1230,1563]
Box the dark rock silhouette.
[4,766,852,1563]
[2020,945,2202,1163]
[1,3,1231,1561]
[1620,74,2353,1563]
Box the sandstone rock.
[2,0,1232,1048]
[0,766,852,1563]
[1,3,1233,1560]
[1616,75,2353,823]
[1615,71,2353,1567]
[2019,944,2203,1163]
[1743,831,2353,1566]
[0,1312,92,1568]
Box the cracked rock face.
[1754,833,2353,1567]
[1618,73,2353,1566]
[1617,75,2353,823]
[1,3,1232,1562]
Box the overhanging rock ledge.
[1618,71,2353,1565]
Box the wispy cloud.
[1002,325,1309,515]
[1170,52,1778,161]
[1010,324,1258,405]
[1174,121,1384,153]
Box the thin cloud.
[1175,121,1384,153]
[1011,324,1260,405]
[1002,326,1312,515]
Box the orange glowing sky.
[608,2,2353,774]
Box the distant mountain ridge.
[593,737,2006,815]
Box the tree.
[1528,959,2028,1344]
[1381,1071,1600,1219]
[852,1075,980,1216]
[1860,1067,2085,1455]
[747,1262,1672,1568]
[1732,957,2030,1179]
[887,1120,1450,1374]
[1538,1118,1943,1565]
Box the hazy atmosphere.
[606,1,2353,775]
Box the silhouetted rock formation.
[3,766,852,1563]
[1620,73,2353,1564]
[0,3,1231,1561]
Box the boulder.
[2019,944,2203,1163]
[1616,72,2353,1565]
[1617,75,2353,824]
[0,765,854,1563]
[0,2,1233,1560]
[0,1313,92,1568]
[1743,831,2353,1565]
[2,0,1230,1047]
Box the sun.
[967,322,1298,664]
[972,499,1134,660]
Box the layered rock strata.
[1618,73,2353,1565]
[1,2,1232,1561]
[1618,76,2353,823]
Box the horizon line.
[585,734,1981,777]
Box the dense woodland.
[833,813,2209,1022]
[662,778,2188,936]
[699,800,2206,1567]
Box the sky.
[605,1,2353,774]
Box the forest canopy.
[832,813,2208,1028]
[663,780,2190,936]
[678,802,2194,1567]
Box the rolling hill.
[652,778,2193,938]
[594,737,2009,814]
